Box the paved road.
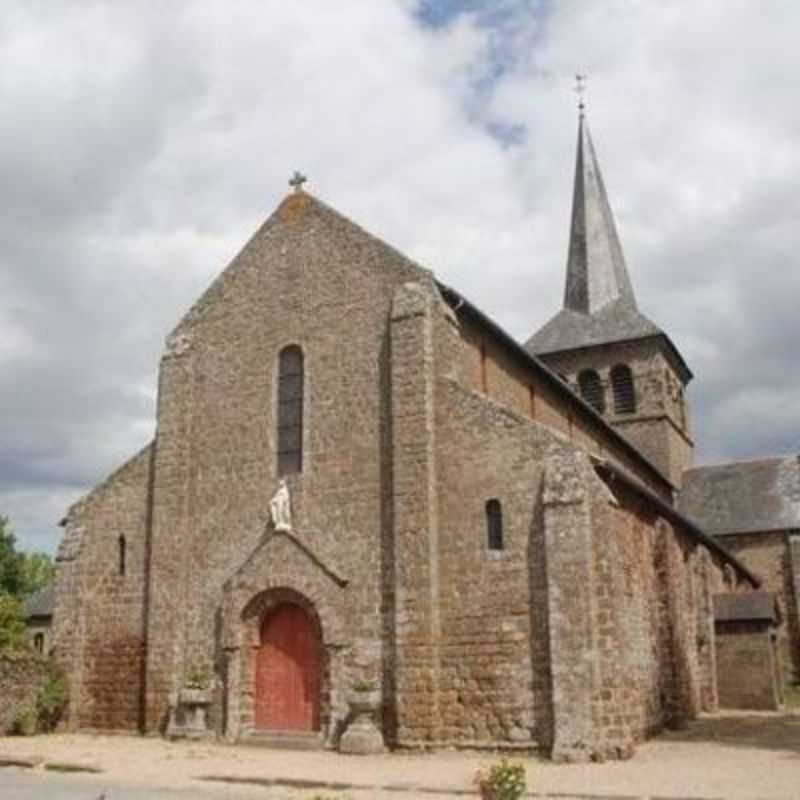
[1,768,246,800]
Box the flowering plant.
[473,758,526,800]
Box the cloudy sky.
[2,0,798,552]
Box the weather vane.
[289,170,307,192]
[574,73,587,115]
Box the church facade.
[53,114,773,761]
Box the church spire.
[563,111,637,315]
[525,108,669,358]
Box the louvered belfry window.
[486,499,503,551]
[277,345,304,475]
[578,369,606,414]
[611,364,637,414]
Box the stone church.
[52,110,796,761]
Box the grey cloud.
[2,0,798,553]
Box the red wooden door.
[255,604,320,731]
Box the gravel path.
[0,711,798,800]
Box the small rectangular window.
[486,499,503,551]
[118,535,126,576]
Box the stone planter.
[346,689,381,715]
[166,687,214,740]
[180,687,212,705]
[339,689,385,755]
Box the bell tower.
[525,108,693,488]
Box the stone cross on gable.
[289,171,307,192]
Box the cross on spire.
[574,73,587,115]
[289,171,307,192]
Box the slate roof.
[527,114,662,350]
[714,592,778,623]
[594,459,761,588]
[679,456,800,537]
[527,303,662,354]
[437,283,675,494]
[24,586,54,619]
[561,113,636,316]
[524,113,691,383]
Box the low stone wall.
[0,651,49,734]
[715,623,781,710]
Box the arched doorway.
[255,602,321,731]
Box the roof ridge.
[686,453,799,473]
[438,281,676,493]
[167,189,433,344]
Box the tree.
[0,593,27,651]
[0,515,55,598]
[21,552,55,596]
[0,515,25,597]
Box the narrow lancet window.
[118,535,126,576]
[578,369,605,413]
[486,499,503,551]
[277,345,304,475]
[611,364,636,414]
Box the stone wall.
[458,319,673,499]
[718,531,799,682]
[26,618,51,656]
[580,479,714,759]
[0,652,49,734]
[538,340,693,488]
[142,194,423,737]
[791,535,800,681]
[433,378,564,749]
[390,282,442,744]
[432,290,718,760]
[715,622,781,710]
[694,551,719,711]
[52,191,743,758]
[52,443,153,731]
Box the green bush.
[10,704,37,736]
[473,758,527,800]
[3,657,68,734]
[36,662,68,731]
[0,593,28,652]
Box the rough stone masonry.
[52,115,771,761]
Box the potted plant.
[167,665,215,740]
[179,666,213,705]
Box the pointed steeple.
[526,110,667,357]
[564,112,637,314]
[525,104,694,487]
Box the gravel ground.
[0,711,798,800]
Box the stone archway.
[255,602,321,731]
[226,586,330,740]
[219,534,351,744]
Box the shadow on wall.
[658,712,800,755]
[379,331,398,748]
[527,482,552,752]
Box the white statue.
[270,479,292,532]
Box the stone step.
[240,730,325,751]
